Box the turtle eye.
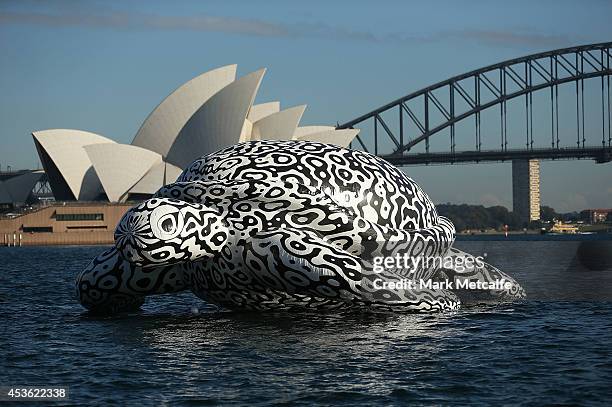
[150,204,184,240]
[160,215,176,233]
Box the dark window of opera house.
[56,213,104,221]
[22,226,53,233]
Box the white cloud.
[0,5,575,48]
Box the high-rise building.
[512,159,541,224]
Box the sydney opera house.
[32,65,359,203]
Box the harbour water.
[1,241,612,405]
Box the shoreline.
[3,233,611,247]
[456,233,612,241]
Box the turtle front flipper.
[75,247,188,314]
[431,247,526,306]
[242,227,460,313]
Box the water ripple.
[0,243,611,406]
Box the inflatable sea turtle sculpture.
[76,140,525,314]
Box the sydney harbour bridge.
[4,43,611,222]
[338,42,612,222]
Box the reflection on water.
[1,242,611,405]
[455,240,612,301]
[575,241,612,271]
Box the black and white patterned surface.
[76,140,524,314]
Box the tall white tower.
[512,159,541,224]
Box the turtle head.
[114,198,229,267]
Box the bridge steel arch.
[338,42,612,165]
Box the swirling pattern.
[76,140,524,314]
[180,140,439,230]
[75,247,187,314]
[114,198,229,266]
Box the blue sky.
[0,0,610,211]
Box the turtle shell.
[178,140,441,231]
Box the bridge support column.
[512,159,541,225]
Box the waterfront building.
[0,202,133,246]
[582,208,612,223]
[3,66,361,244]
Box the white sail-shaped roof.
[30,65,355,204]
[131,64,237,157]
[129,161,183,196]
[32,130,115,200]
[293,129,360,148]
[166,69,266,168]
[85,144,162,202]
[250,105,306,141]
[293,126,335,138]
[238,119,253,143]
[240,102,282,142]
[248,101,280,123]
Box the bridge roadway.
[380,145,612,166]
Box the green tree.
[540,205,557,221]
